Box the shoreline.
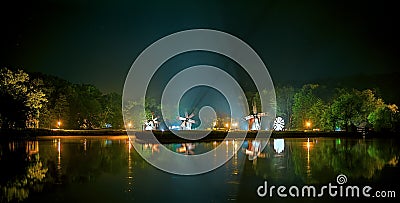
[0,129,398,142]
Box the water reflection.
[26,141,39,156]
[56,139,62,184]
[135,139,243,156]
[176,143,195,154]
[304,138,314,180]
[250,138,400,185]
[0,137,399,202]
[125,141,133,193]
[0,140,47,203]
[273,139,284,154]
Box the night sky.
[1,0,399,93]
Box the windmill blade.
[153,117,158,121]
[178,117,186,121]
[185,112,188,118]
[188,113,195,119]
[188,119,195,123]
[257,112,268,117]
[244,115,254,120]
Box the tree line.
[275,84,399,132]
[0,67,123,129]
[1,67,398,132]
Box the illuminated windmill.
[244,100,268,130]
[144,113,159,130]
[273,117,285,131]
[178,112,195,130]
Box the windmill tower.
[144,113,159,130]
[244,99,268,130]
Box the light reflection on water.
[0,136,399,202]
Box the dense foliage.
[283,84,399,132]
[1,67,398,132]
[0,67,123,129]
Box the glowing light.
[225,123,229,128]
[57,121,61,128]
[57,139,61,153]
[306,138,311,177]
[83,139,87,151]
[56,138,62,184]
[303,138,314,151]
[305,121,312,129]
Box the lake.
[0,136,399,202]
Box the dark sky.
[1,0,399,93]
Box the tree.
[330,89,383,132]
[308,99,329,130]
[276,86,295,129]
[99,93,123,129]
[52,94,70,128]
[320,104,337,131]
[69,84,103,129]
[292,84,324,129]
[122,97,161,130]
[25,79,48,128]
[368,104,399,132]
[0,68,29,128]
[0,68,47,129]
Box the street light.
[305,121,311,130]
[57,121,61,129]
[225,123,230,131]
[231,122,238,131]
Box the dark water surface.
[1,136,399,202]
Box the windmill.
[244,99,268,130]
[273,117,285,131]
[178,112,195,130]
[144,113,159,130]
